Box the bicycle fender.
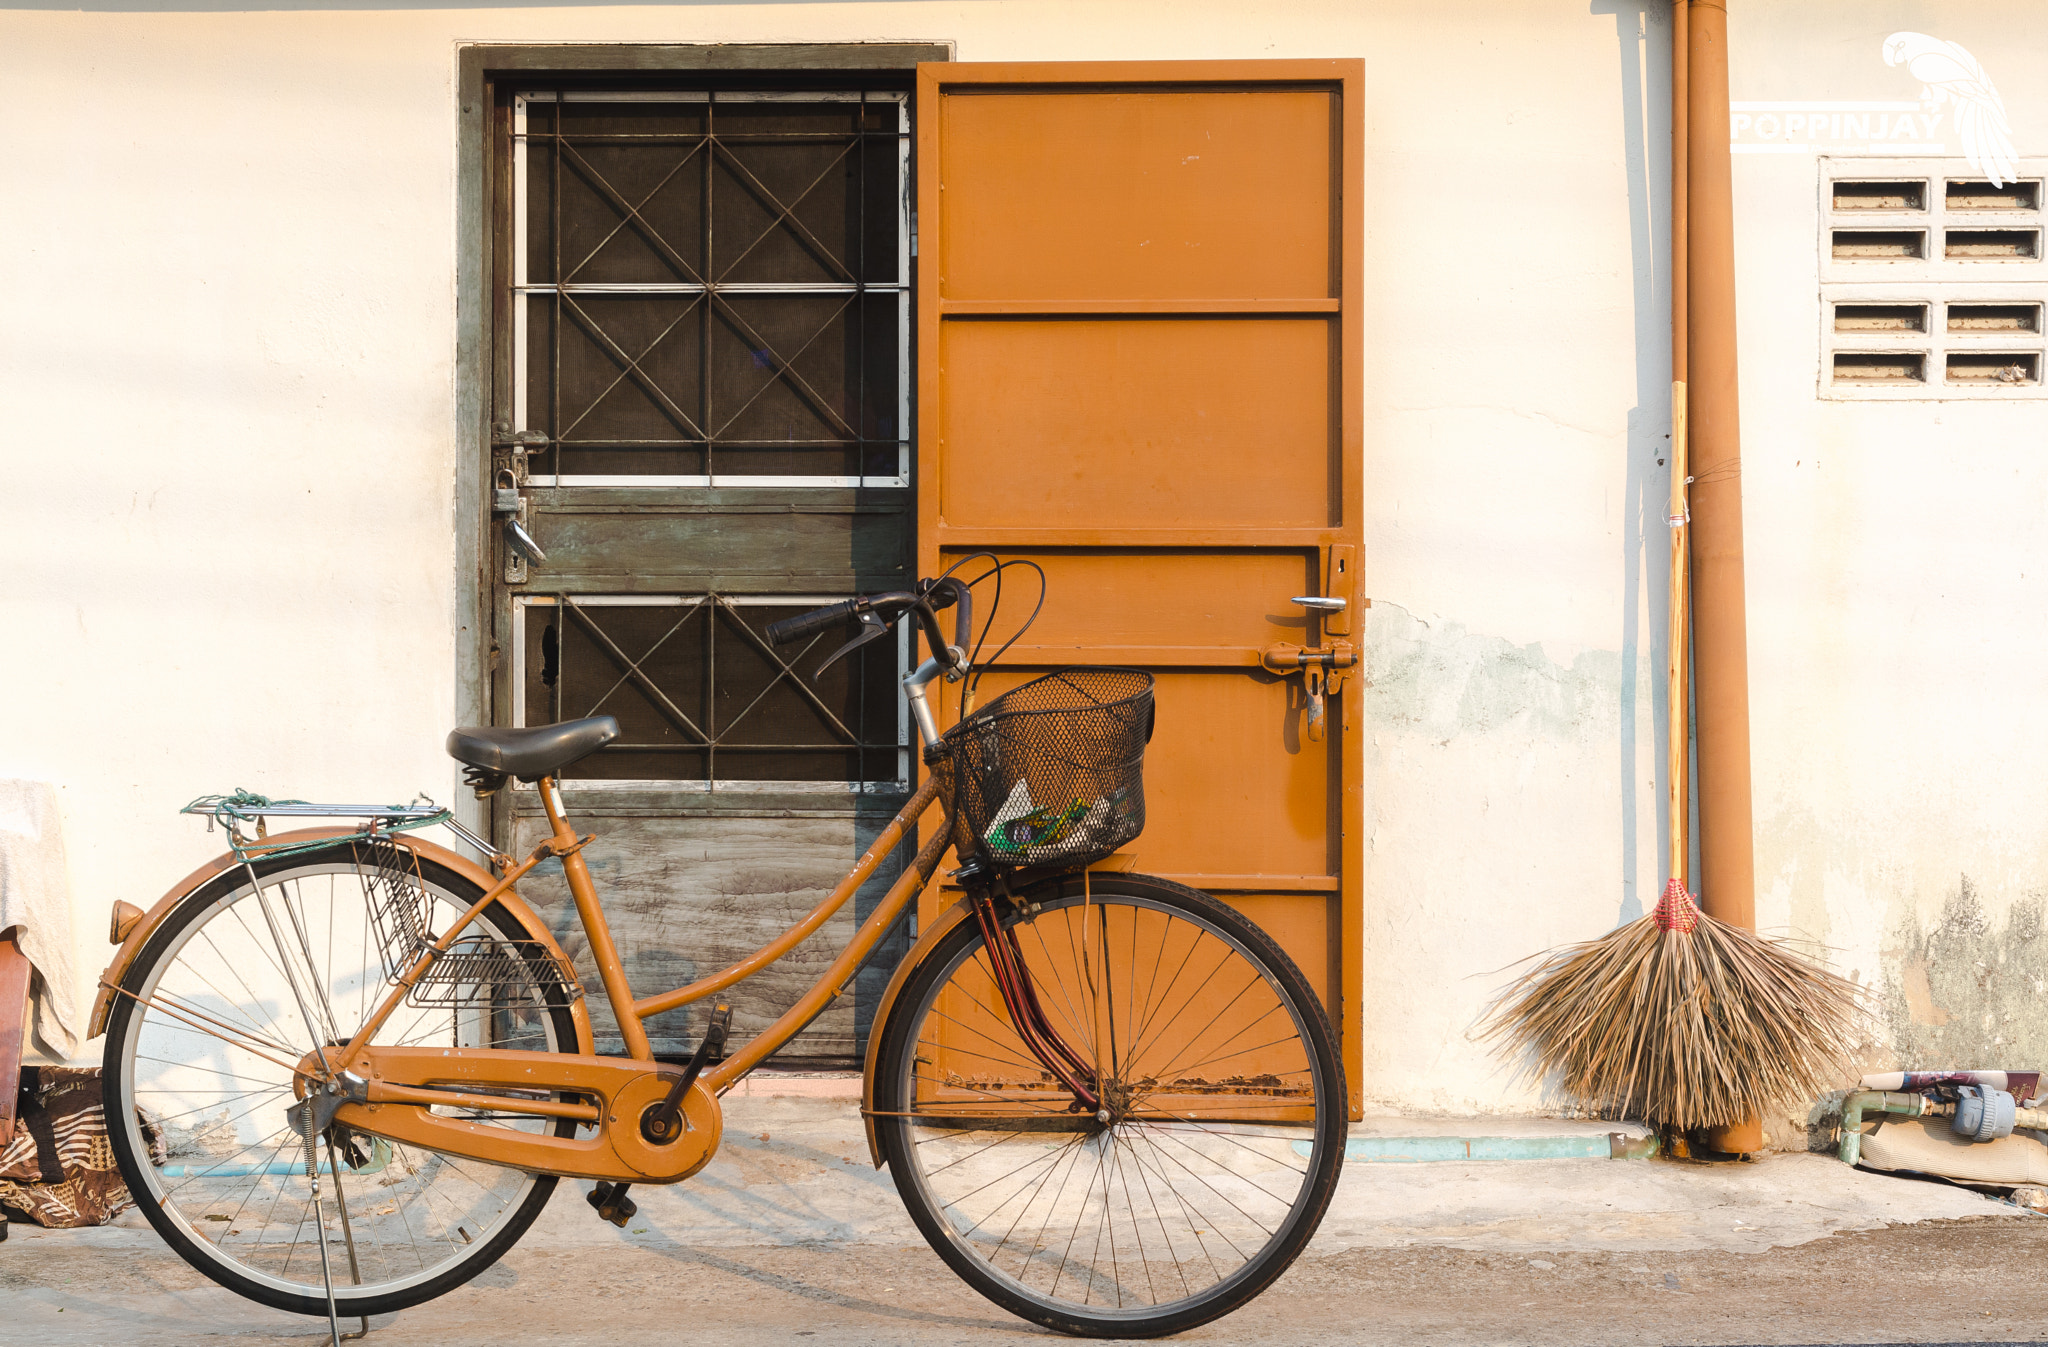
[89,826,594,1055]
[861,894,980,1168]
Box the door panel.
[509,814,899,1062]
[937,318,1334,528]
[960,550,1314,661]
[527,493,909,589]
[934,88,1336,302]
[919,59,1365,1112]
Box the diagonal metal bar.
[710,138,857,284]
[559,295,708,442]
[712,135,860,284]
[710,595,859,743]
[559,139,708,286]
[560,597,711,744]
[709,292,857,441]
[557,293,705,443]
[709,295,860,442]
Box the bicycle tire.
[873,872,1345,1338]
[103,842,581,1318]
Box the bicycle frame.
[103,608,1107,1186]
[239,772,947,1185]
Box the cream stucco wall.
[3,1,2043,1133]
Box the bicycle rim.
[877,876,1344,1337]
[105,849,575,1315]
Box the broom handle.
[1668,381,1691,887]
[1667,0,1691,891]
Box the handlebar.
[762,599,860,648]
[763,577,975,677]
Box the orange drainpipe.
[1684,0,1764,1155]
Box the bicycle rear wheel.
[102,841,581,1318]
[872,872,1345,1338]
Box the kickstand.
[301,1105,343,1347]
[328,1137,372,1341]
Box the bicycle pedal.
[706,1002,733,1060]
[587,1181,636,1229]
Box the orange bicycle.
[94,572,1345,1340]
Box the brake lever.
[813,609,892,679]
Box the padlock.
[493,468,522,517]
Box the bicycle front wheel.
[102,841,581,1318]
[873,872,1345,1339]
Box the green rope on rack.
[183,788,311,818]
[182,790,454,863]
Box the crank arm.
[643,1002,731,1143]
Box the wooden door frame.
[452,42,954,843]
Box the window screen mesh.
[515,93,906,480]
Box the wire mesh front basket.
[934,668,1154,870]
[354,835,580,1009]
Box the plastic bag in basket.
[980,778,1141,864]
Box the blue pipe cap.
[1954,1084,2017,1142]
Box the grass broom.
[1480,382,1864,1137]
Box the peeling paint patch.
[1898,957,1950,1027]
[1885,874,2048,1067]
[1361,603,1629,742]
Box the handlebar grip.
[948,581,973,655]
[765,599,859,646]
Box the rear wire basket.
[354,835,580,1009]
[933,668,1154,870]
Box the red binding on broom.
[1653,878,1699,934]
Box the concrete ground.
[10,1080,2048,1346]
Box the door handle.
[504,517,547,566]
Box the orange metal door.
[917,60,1366,1113]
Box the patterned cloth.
[0,1066,162,1227]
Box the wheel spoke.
[108,849,569,1310]
[882,884,1339,1330]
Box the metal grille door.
[488,84,916,1062]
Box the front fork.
[905,657,1102,1114]
[964,870,1101,1114]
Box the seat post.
[538,776,576,844]
[538,776,653,1060]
